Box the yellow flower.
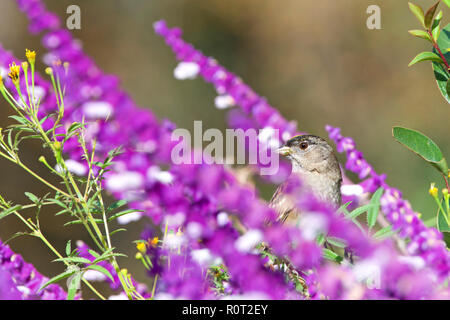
[0,75,3,88]
[8,62,21,85]
[136,242,146,253]
[45,67,53,75]
[149,236,159,248]
[25,49,36,64]
[429,183,438,198]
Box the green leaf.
[392,127,448,174]
[38,269,77,293]
[345,203,377,220]
[53,256,92,265]
[373,225,397,240]
[408,29,433,42]
[337,201,352,215]
[108,209,143,222]
[0,205,22,220]
[367,187,384,229]
[432,10,443,41]
[67,272,81,300]
[65,240,72,257]
[424,1,440,29]
[24,192,39,204]
[106,199,128,212]
[443,0,450,9]
[84,265,115,283]
[326,237,347,248]
[432,23,450,103]
[316,233,326,246]
[322,248,343,263]
[110,228,127,237]
[437,209,450,232]
[408,2,426,28]
[408,51,443,66]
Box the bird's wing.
[268,183,299,224]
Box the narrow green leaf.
[0,205,22,220]
[53,256,92,265]
[316,234,325,246]
[326,237,347,248]
[443,0,450,9]
[65,240,72,257]
[367,187,384,229]
[408,29,433,42]
[110,228,127,237]
[107,199,128,212]
[446,78,450,97]
[38,269,77,293]
[408,51,444,66]
[437,210,450,232]
[346,203,377,220]
[425,1,440,29]
[24,192,39,204]
[337,201,352,215]
[108,209,143,222]
[84,265,115,283]
[322,248,343,263]
[408,2,426,28]
[88,249,101,259]
[373,225,396,240]
[392,127,448,174]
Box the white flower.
[147,166,174,184]
[83,270,106,281]
[299,214,328,241]
[0,67,6,78]
[186,222,203,239]
[235,229,263,253]
[214,95,235,109]
[164,212,186,228]
[65,159,87,176]
[106,171,144,192]
[398,255,425,270]
[173,62,200,80]
[341,184,364,197]
[164,233,186,250]
[191,248,214,266]
[117,211,142,225]
[82,101,113,119]
[216,212,230,227]
[108,293,128,300]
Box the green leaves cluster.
[408,1,450,103]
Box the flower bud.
[429,183,438,198]
[136,242,147,253]
[443,188,449,197]
[25,49,36,65]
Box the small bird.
[270,135,342,225]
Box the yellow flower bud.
[135,252,143,260]
[8,62,21,85]
[443,188,449,197]
[53,141,61,151]
[150,236,159,248]
[429,183,438,198]
[45,67,53,75]
[25,49,36,64]
[136,242,146,253]
[21,61,28,71]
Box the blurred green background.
[0,0,448,298]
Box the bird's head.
[277,135,335,170]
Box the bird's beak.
[276,146,292,156]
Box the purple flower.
[0,239,67,300]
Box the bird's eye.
[299,142,309,150]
